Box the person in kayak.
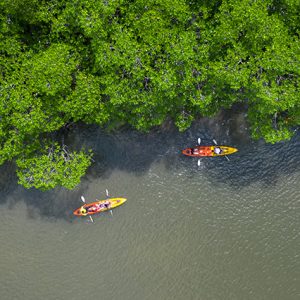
[214,147,222,154]
[191,148,199,155]
[90,205,99,212]
[104,201,111,209]
[80,206,88,216]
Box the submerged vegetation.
[0,0,299,190]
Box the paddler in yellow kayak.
[80,206,87,216]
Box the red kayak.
[182,145,238,157]
[73,198,127,217]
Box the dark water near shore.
[0,113,299,300]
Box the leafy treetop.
[0,0,299,189]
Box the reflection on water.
[0,114,299,300]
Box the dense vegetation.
[0,0,299,190]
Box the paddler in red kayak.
[214,147,223,154]
[80,206,88,216]
[82,200,111,214]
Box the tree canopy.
[0,0,299,190]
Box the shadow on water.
[0,163,89,221]
[0,109,299,221]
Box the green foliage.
[16,144,92,190]
[0,43,78,166]
[200,0,300,142]
[0,0,299,189]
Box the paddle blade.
[198,138,201,145]
[197,159,201,166]
[81,196,86,203]
[213,139,217,145]
[106,189,109,198]
[225,155,230,161]
[110,210,113,217]
[89,216,94,223]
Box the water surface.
[0,115,299,300]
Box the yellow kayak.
[73,198,127,216]
[182,145,238,157]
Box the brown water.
[0,116,299,300]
